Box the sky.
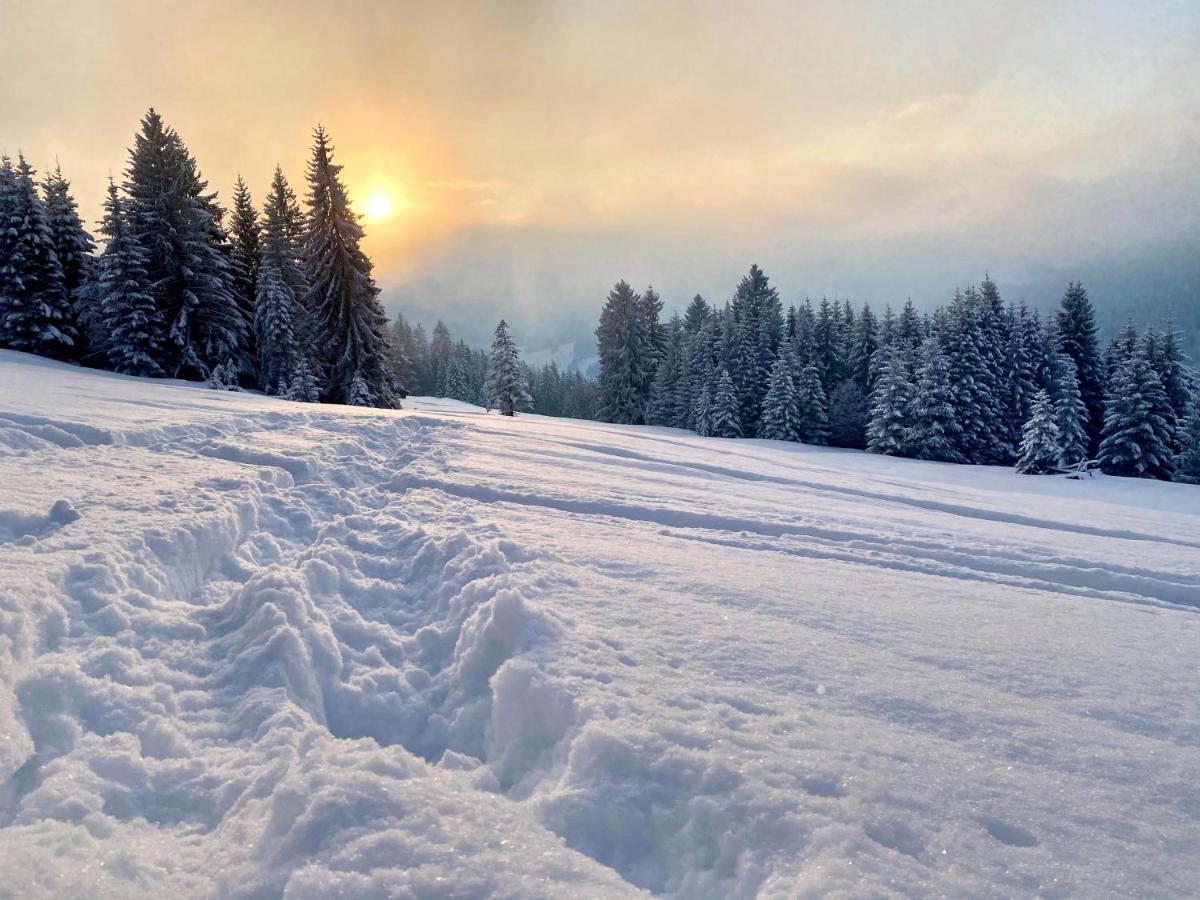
[2,0,1198,352]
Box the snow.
[1,348,1198,898]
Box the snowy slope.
[1,349,1198,899]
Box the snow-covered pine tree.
[1176,403,1200,484]
[759,354,801,441]
[256,165,309,394]
[430,321,453,396]
[1098,350,1176,480]
[254,259,299,393]
[1155,326,1194,427]
[0,155,75,358]
[728,265,782,434]
[848,302,878,394]
[906,337,964,462]
[795,362,830,445]
[228,176,261,355]
[41,163,96,357]
[940,289,1001,463]
[646,316,685,426]
[866,345,912,456]
[1016,389,1062,475]
[1004,302,1040,445]
[123,109,247,378]
[95,179,162,376]
[1051,353,1089,468]
[640,285,665,364]
[709,369,742,438]
[485,319,531,416]
[286,357,321,402]
[683,294,711,333]
[1056,281,1105,451]
[442,351,470,402]
[596,280,652,424]
[828,379,869,449]
[302,125,396,407]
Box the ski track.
[1,351,1199,899]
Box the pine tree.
[1016,390,1062,475]
[286,357,321,402]
[442,351,470,402]
[485,319,531,416]
[256,166,309,394]
[646,316,685,426]
[848,302,879,394]
[95,179,162,376]
[906,338,964,462]
[1051,353,1089,468]
[302,125,396,406]
[759,355,801,441]
[596,280,652,424]
[683,294,711,333]
[228,176,261,356]
[828,379,869,449]
[728,265,782,434]
[0,155,75,358]
[41,163,96,357]
[1098,351,1176,480]
[794,362,830,445]
[693,378,713,437]
[123,109,247,378]
[1056,281,1104,451]
[709,369,742,438]
[430,320,453,395]
[1176,404,1200,484]
[866,346,912,456]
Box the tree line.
[0,109,531,416]
[593,267,1200,482]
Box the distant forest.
[1,108,1196,482]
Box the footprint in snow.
[981,817,1039,848]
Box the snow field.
[1,350,1198,898]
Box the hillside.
[1,350,1197,898]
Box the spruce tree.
[709,369,742,438]
[228,176,261,354]
[728,265,782,434]
[906,338,964,462]
[123,109,247,378]
[302,125,396,406]
[95,179,162,376]
[0,155,75,358]
[848,302,878,394]
[41,163,96,357]
[1051,353,1089,468]
[683,294,711,333]
[1098,351,1176,480]
[1016,390,1062,475]
[828,379,869,449]
[485,319,531,416]
[794,362,830,445]
[866,346,912,456]
[759,355,801,442]
[646,316,685,426]
[1176,404,1200,484]
[596,280,652,424]
[1056,281,1104,451]
[431,320,453,395]
[256,166,309,394]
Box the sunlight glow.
[364,191,392,222]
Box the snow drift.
[1,349,1198,898]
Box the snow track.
[1,351,1198,898]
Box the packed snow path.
[1,350,1198,898]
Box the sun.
[364,191,392,222]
